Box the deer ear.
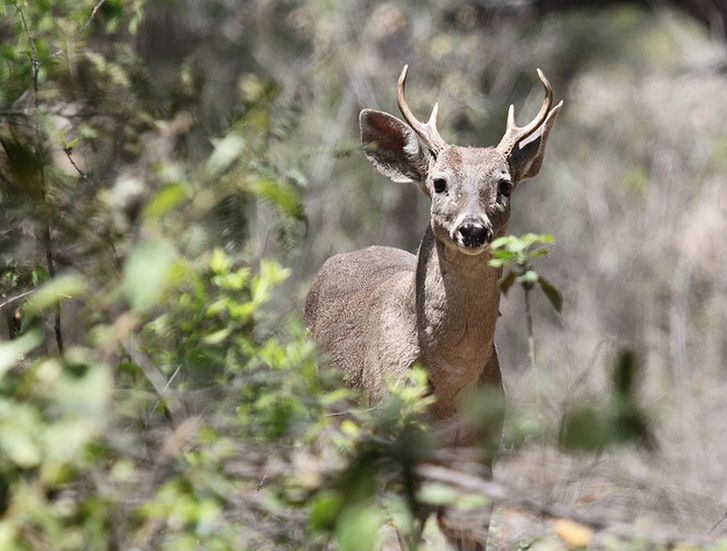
[509,101,562,183]
[360,109,430,188]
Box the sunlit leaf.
[517,270,538,288]
[122,239,177,313]
[417,482,458,505]
[63,138,80,151]
[527,248,548,260]
[143,183,189,220]
[249,176,305,221]
[202,327,232,345]
[206,134,245,176]
[309,490,342,531]
[335,503,380,551]
[209,248,231,275]
[23,273,87,317]
[0,403,43,468]
[490,236,514,249]
[0,330,41,377]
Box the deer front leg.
[438,346,504,551]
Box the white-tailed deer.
[305,66,562,550]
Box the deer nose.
[456,219,492,248]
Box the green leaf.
[63,138,80,152]
[559,406,608,452]
[143,183,189,220]
[417,482,458,506]
[527,248,548,261]
[24,273,87,318]
[537,276,563,313]
[249,260,290,306]
[498,271,516,295]
[206,134,245,176]
[0,404,43,468]
[491,250,516,260]
[309,491,342,531]
[490,236,514,250]
[209,248,231,275]
[612,350,637,396]
[522,233,554,246]
[335,503,380,551]
[0,331,41,378]
[456,494,489,511]
[202,327,232,345]
[248,176,305,221]
[122,239,177,313]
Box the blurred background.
[2,1,727,549]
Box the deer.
[304,65,562,551]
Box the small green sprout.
[488,233,562,313]
[488,233,563,394]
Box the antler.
[397,65,446,155]
[497,68,554,155]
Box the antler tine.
[498,68,555,154]
[397,65,445,155]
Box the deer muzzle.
[455,218,493,250]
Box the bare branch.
[122,337,184,421]
[14,2,39,95]
[417,463,723,548]
[78,0,108,36]
[39,0,110,67]
[63,148,89,183]
[0,290,36,311]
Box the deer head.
[360,65,563,255]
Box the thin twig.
[122,338,182,421]
[63,149,89,182]
[708,510,727,535]
[43,223,64,354]
[325,405,380,417]
[16,2,65,355]
[0,109,31,118]
[14,3,39,94]
[38,0,109,67]
[524,288,536,375]
[77,0,108,36]
[0,289,36,311]
[149,363,184,417]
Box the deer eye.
[433,178,447,194]
[498,178,512,198]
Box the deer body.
[305,220,503,428]
[305,66,561,550]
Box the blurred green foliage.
[0,1,700,550]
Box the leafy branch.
[489,233,562,400]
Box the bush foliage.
[0,1,720,550]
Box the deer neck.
[414,225,502,414]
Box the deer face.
[426,145,511,255]
[360,66,562,256]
